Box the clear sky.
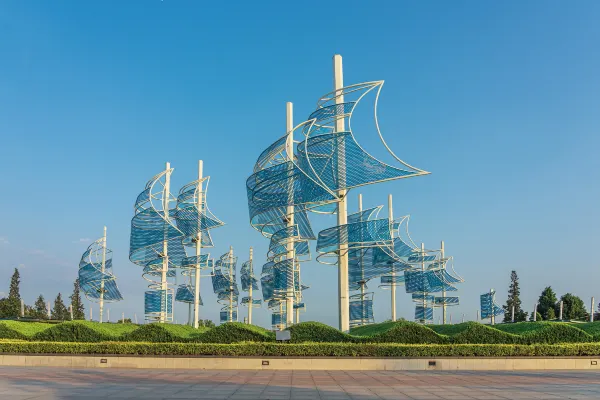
[1,1,599,327]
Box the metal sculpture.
[240,247,261,324]
[211,247,238,323]
[174,160,224,327]
[130,162,185,322]
[247,55,429,331]
[79,227,123,322]
[481,289,504,324]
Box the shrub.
[32,321,107,342]
[451,322,517,344]
[1,341,600,357]
[365,321,448,344]
[519,323,593,344]
[121,324,180,343]
[287,322,353,343]
[0,323,26,340]
[198,323,275,343]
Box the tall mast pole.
[389,194,396,322]
[229,246,234,322]
[358,194,365,326]
[285,102,295,327]
[193,160,203,329]
[333,54,349,332]
[441,241,446,325]
[99,226,107,323]
[248,247,253,325]
[490,288,495,325]
[161,162,171,323]
[421,242,425,323]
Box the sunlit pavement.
[0,366,599,399]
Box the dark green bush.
[519,323,593,344]
[365,321,449,344]
[451,322,517,344]
[1,341,600,357]
[198,323,275,343]
[32,322,107,342]
[287,322,353,343]
[121,324,180,343]
[0,324,26,340]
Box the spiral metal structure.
[211,250,238,323]
[174,174,224,313]
[130,165,185,322]
[480,289,504,321]
[240,256,261,311]
[79,235,123,303]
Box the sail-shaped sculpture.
[247,103,333,329]
[300,57,430,332]
[240,247,261,324]
[211,248,238,323]
[481,289,504,324]
[130,163,185,322]
[79,227,123,323]
[174,160,224,327]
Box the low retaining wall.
[1,355,600,370]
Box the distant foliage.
[559,293,587,320]
[537,286,558,320]
[69,279,85,320]
[33,295,48,320]
[503,270,527,322]
[51,293,69,321]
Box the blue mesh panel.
[144,291,173,314]
[415,306,433,321]
[79,238,123,302]
[480,291,504,319]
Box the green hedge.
[1,341,600,357]
[288,322,353,343]
[366,321,448,344]
[198,323,274,343]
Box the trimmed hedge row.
[2,320,599,344]
[1,341,600,357]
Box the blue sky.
[1,1,599,327]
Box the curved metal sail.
[129,164,185,322]
[79,228,123,323]
[481,289,504,323]
[211,249,238,323]
[174,162,224,327]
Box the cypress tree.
[51,293,68,320]
[34,295,47,319]
[8,268,20,300]
[537,286,558,320]
[503,270,527,322]
[69,278,85,320]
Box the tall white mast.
[333,54,349,332]
[193,160,204,328]
[161,162,171,323]
[248,247,253,325]
[285,101,295,328]
[389,194,396,322]
[229,246,234,322]
[99,226,107,323]
[358,194,365,326]
[441,241,446,325]
[421,242,425,323]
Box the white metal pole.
[99,226,107,323]
[421,243,426,323]
[490,289,495,325]
[476,309,479,321]
[229,246,234,323]
[333,54,350,332]
[389,194,396,322]
[89,306,92,321]
[511,305,515,323]
[134,314,138,324]
[193,160,204,329]
[69,305,73,321]
[441,241,446,325]
[462,313,465,323]
[358,194,365,326]
[107,308,110,322]
[248,247,253,325]
[161,162,171,323]
[449,314,452,324]
[122,312,124,323]
[591,297,595,322]
[533,303,538,321]
[559,300,563,320]
[20,299,24,318]
[285,101,295,328]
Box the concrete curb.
[1,355,600,370]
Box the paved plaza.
[0,366,599,399]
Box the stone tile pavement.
[0,366,599,399]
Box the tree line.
[502,270,592,322]
[0,268,85,320]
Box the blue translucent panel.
[349,299,374,323]
[180,254,213,270]
[317,218,392,255]
[240,259,260,291]
[175,284,203,305]
[380,274,406,285]
[480,291,504,319]
[144,291,173,314]
[220,309,238,323]
[404,270,457,294]
[271,312,284,326]
[415,306,433,321]
[241,297,262,306]
[434,296,459,305]
[293,302,305,310]
[79,239,123,302]
[347,206,382,224]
